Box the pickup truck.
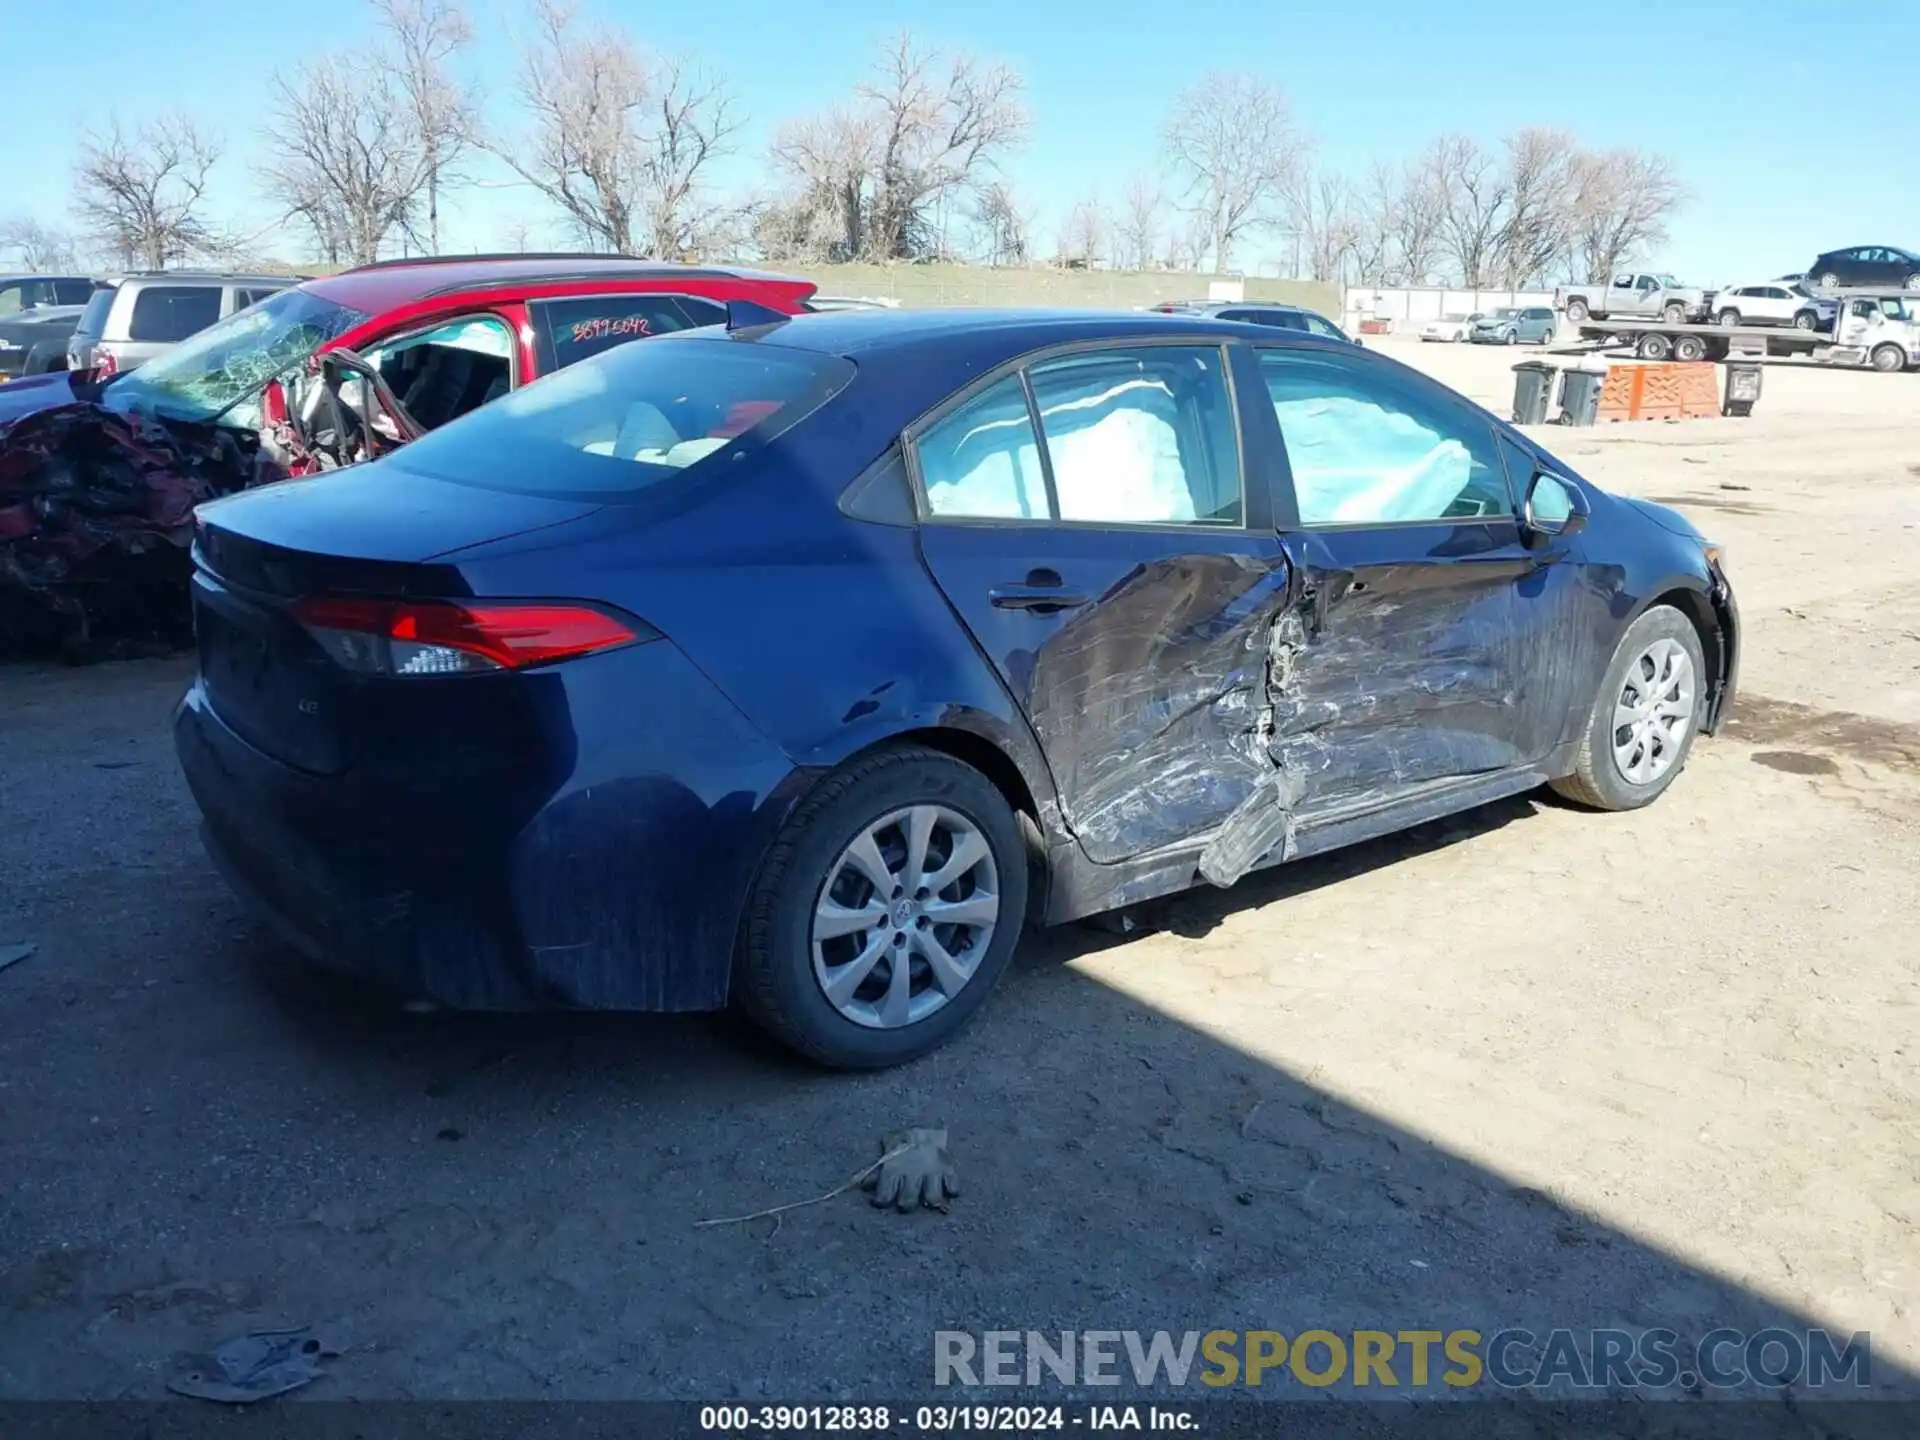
[1555,272,1716,324]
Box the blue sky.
[6,0,1916,283]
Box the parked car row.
[0,273,104,382]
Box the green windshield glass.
[104,287,369,426]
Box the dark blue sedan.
[175,308,1740,1068]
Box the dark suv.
[0,275,102,382]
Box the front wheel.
[733,745,1029,1069]
[1550,606,1708,811]
[1663,303,1687,324]
[1716,309,1741,328]
[1871,343,1908,373]
[1504,329,1518,345]
[1565,299,1590,322]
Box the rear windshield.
[387,335,855,498]
[73,285,117,341]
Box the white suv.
[1712,281,1828,331]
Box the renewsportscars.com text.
[933,1328,1871,1392]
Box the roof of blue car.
[760,307,1257,357]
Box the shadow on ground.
[0,659,1903,1415]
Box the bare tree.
[371,0,476,255]
[1431,134,1510,287]
[970,181,1030,265]
[1496,127,1578,286]
[1348,162,1399,284]
[1568,147,1686,284]
[261,51,432,266]
[768,107,878,261]
[858,33,1029,261]
[1293,172,1360,282]
[1162,72,1307,272]
[639,58,745,258]
[505,1,738,257]
[1113,173,1163,271]
[1055,195,1108,267]
[71,115,221,269]
[0,217,80,271]
[766,34,1025,263]
[1391,145,1450,285]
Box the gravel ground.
[2,340,1917,1404]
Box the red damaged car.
[0,254,817,653]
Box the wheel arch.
[1629,581,1735,734]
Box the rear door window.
[128,286,224,342]
[72,286,117,339]
[528,294,712,373]
[52,279,96,305]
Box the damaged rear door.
[1251,344,1577,824]
[910,342,1294,865]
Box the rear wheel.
[734,745,1028,1069]
[1672,334,1707,362]
[1565,298,1590,322]
[1819,271,1840,290]
[1551,606,1707,811]
[1636,332,1673,361]
[1871,343,1907,373]
[1793,310,1818,331]
[1906,273,1920,291]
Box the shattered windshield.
[103,287,368,426]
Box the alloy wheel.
[1611,638,1696,785]
[810,804,1001,1029]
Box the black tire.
[1550,606,1707,811]
[1906,273,1920,291]
[1672,335,1707,362]
[733,744,1028,1069]
[1819,272,1840,291]
[1793,310,1817,331]
[1716,309,1741,328]
[1662,302,1687,324]
[1504,329,1518,345]
[1871,343,1907,374]
[1565,298,1590,322]
[1636,333,1672,360]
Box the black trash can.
[1557,365,1606,426]
[1510,360,1557,425]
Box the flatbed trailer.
[1561,287,1920,370]
[1564,320,1819,363]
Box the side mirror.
[1523,469,1589,541]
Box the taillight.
[94,348,119,379]
[294,597,650,676]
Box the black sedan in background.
[175,308,1739,1068]
[1808,246,1920,291]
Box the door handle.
[990,588,1089,613]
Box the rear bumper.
[174,641,804,1012]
